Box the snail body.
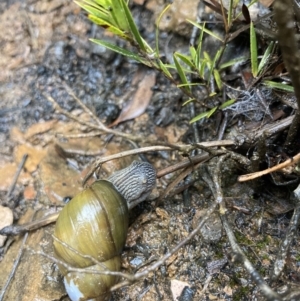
[53,161,156,301]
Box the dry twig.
[206,155,282,300]
[270,183,300,281]
[238,152,300,182]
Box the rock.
[0,205,13,247]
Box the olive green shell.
[53,180,129,300]
[63,256,121,301]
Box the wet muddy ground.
[0,0,300,301]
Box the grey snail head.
[53,161,156,301]
[107,160,156,209]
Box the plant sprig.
[75,0,284,123]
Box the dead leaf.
[273,62,285,75]
[109,70,156,127]
[242,3,251,23]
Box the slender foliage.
[76,0,285,123]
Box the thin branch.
[62,81,106,129]
[28,247,135,280]
[245,115,294,144]
[158,162,203,201]
[270,183,300,281]
[0,212,60,236]
[0,229,29,301]
[6,154,28,198]
[156,153,211,178]
[83,143,233,185]
[44,94,141,141]
[205,154,281,300]
[221,214,282,301]
[238,152,300,182]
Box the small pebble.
[0,205,13,247]
[170,279,191,301]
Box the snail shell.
[53,161,156,301]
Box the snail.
[53,161,156,301]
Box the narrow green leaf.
[176,52,195,68]
[250,21,258,77]
[190,107,218,123]
[213,69,222,90]
[162,64,196,74]
[110,0,129,31]
[77,0,104,10]
[77,0,138,43]
[177,83,204,88]
[227,0,233,27]
[89,15,131,40]
[182,98,196,106]
[257,41,274,75]
[93,0,111,8]
[189,46,197,63]
[190,111,210,123]
[213,49,222,66]
[90,38,150,65]
[206,49,221,84]
[173,53,191,92]
[155,4,171,57]
[203,51,211,62]
[158,60,172,78]
[207,106,218,118]
[263,80,294,92]
[219,99,236,109]
[219,56,248,69]
[188,20,224,42]
[196,22,205,70]
[75,1,111,24]
[120,0,147,52]
[199,58,207,79]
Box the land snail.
[53,161,156,301]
